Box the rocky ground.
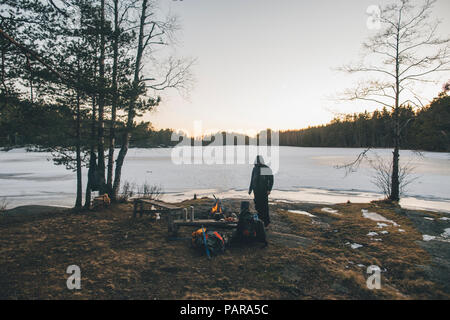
[0,197,449,299]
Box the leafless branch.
[144,57,196,95]
[340,64,396,79]
[335,147,372,176]
[338,0,449,112]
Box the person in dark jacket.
[248,155,274,227]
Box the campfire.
[211,200,222,214]
[210,195,224,220]
[207,195,238,222]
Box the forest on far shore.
[280,91,449,152]
[0,90,449,152]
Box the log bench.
[169,218,238,236]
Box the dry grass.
[277,202,449,299]
[0,199,448,299]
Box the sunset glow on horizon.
[145,0,450,133]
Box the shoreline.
[2,145,450,154]
[3,195,450,217]
[3,187,450,214]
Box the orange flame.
[211,201,222,214]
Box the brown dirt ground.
[0,197,449,299]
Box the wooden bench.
[132,198,183,219]
[169,218,238,236]
[132,198,238,236]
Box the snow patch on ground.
[348,243,363,249]
[440,217,450,221]
[321,207,341,215]
[380,231,389,235]
[398,229,405,232]
[424,217,434,221]
[288,210,315,217]
[443,228,450,237]
[377,223,389,228]
[367,232,378,236]
[362,209,399,226]
[423,235,436,241]
[422,228,450,242]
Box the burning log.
[210,195,225,220]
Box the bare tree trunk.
[84,96,97,209]
[107,0,119,196]
[27,56,33,103]
[391,144,400,201]
[391,102,401,201]
[390,19,401,202]
[75,90,82,208]
[84,177,92,208]
[97,0,106,195]
[112,0,148,200]
[1,44,8,109]
[112,126,131,200]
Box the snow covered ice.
[1,147,450,211]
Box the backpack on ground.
[233,201,267,246]
[191,228,226,256]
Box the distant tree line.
[1,90,449,152]
[193,91,450,152]
[0,97,177,148]
[280,93,450,152]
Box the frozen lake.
[1,147,449,212]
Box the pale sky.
[146,0,450,134]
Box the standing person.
[248,155,274,227]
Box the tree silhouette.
[339,0,449,201]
